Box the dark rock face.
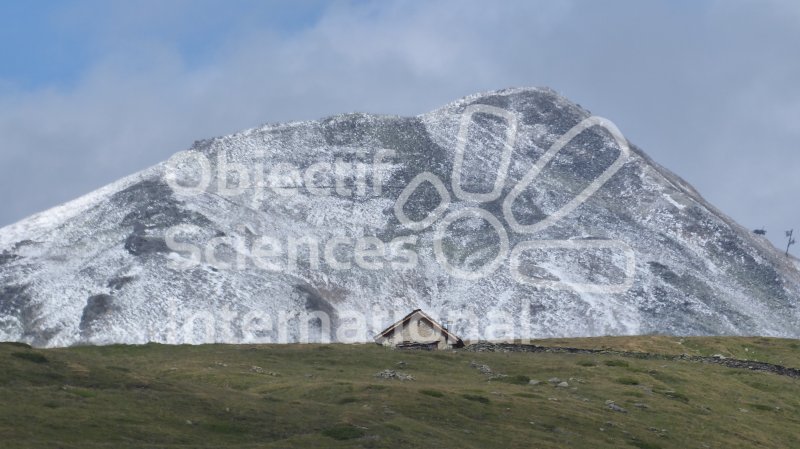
[107,276,136,291]
[0,87,798,347]
[79,294,117,335]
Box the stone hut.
[374,309,464,350]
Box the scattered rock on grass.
[605,400,628,413]
[374,370,414,381]
[469,361,494,375]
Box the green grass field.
[1,336,799,448]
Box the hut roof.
[374,309,462,344]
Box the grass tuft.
[322,425,365,440]
[604,359,629,367]
[632,441,663,449]
[462,394,490,404]
[11,352,48,364]
[658,390,690,403]
[496,374,530,385]
[419,389,444,398]
[616,376,641,385]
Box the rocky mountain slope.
[1,87,798,346]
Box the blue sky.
[0,0,326,89]
[0,0,798,251]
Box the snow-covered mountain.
[1,87,798,347]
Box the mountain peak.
[1,89,798,347]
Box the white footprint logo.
[394,104,636,293]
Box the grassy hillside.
[1,337,799,448]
